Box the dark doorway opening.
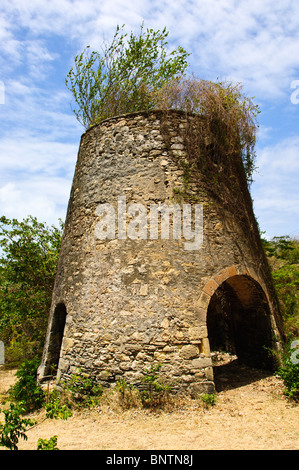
[46,303,67,376]
[207,275,275,390]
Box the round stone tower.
[38,110,284,395]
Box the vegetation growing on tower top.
[65,24,259,186]
[65,23,190,128]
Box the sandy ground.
[0,361,298,450]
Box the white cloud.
[1,77,82,141]
[256,136,299,174]
[0,0,299,238]
[0,134,78,225]
[25,40,58,80]
[0,136,77,177]
[251,136,299,237]
[0,0,298,101]
[0,178,70,226]
[187,0,299,99]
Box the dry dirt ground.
[0,360,298,451]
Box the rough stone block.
[179,344,199,360]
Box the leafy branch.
[65,23,190,128]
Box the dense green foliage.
[37,435,59,450]
[263,236,299,337]
[65,24,259,187]
[62,369,103,408]
[65,23,190,128]
[0,216,63,363]
[262,235,299,400]
[277,340,299,401]
[45,390,73,420]
[8,357,45,412]
[0,402,35,450]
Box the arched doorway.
[207,275,274,371]
[45,303,67,375]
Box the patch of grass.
[62,369,103,409]
[198,393,217,408]
[37,435,59,450]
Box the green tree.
[9,357,45,413]
[0,402,35,450]
[263,236,299,337]
[0,216,63,363]
[277,340,299,402]
[65,23,190,128]
[65,25,259,186]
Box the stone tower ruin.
[38,110,284,395]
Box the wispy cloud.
[0,133,78,225]
[0,0,298,237]
[252,136,299,237]
[0,135,77,176]
[0,178,71,225]
[1,0,299,97]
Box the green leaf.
[65,24,190,127]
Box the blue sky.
[0,0,299,239]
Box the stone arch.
[44,302,67,376]
[202,266,276,370]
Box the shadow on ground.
[213,358,273,392]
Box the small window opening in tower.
[46,303,67,376]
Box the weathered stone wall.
[38,110,283,395]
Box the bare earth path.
[1,362,298,450]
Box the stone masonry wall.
[38,110,283,396]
